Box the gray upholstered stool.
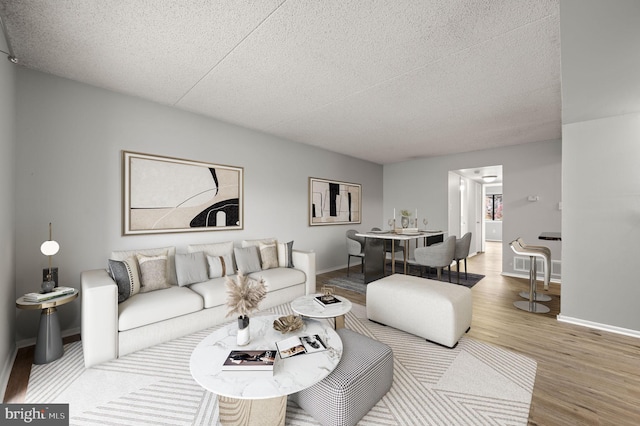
[291,328,393,426]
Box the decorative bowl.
[273,315,304,333]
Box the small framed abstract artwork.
[122,151,243,235]
[309,177,361,226]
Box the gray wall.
[0,30,17,398]
[383,139,562,277]
[560,0,640,332]
[13,69,383,344]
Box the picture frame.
[122,151,243,235]
[309,177,361,226]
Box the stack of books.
[24,286,75,302]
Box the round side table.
[16,290,79,364]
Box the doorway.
[448,165,503,257]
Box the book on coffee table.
[276,334,327,358]
[222,350,277,371]
[314,295,341,306]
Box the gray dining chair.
[346,229,365,276]
[413,235,456,282]
[453,232,472,284]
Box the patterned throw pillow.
[108,257,141,303]
[136,253,171,293]
[206,254,233,278]
[259,242,279,270]
[277,240,295,268]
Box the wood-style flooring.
[4,242,640,425]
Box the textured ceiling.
[0,0,561,164]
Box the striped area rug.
[26,303,536,425]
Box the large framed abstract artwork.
[123,151,243,235]
[309,177,361,226]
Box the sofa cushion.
[259,241,279,270]
[108,257,141,303]
[206,255,232,278]
[235,246,262,274]
[188,242,235,273]
[188,276,229,309]
[175,252,208,286]
[136,253,172,293]
[118,286,204,331]
[248,267,306,292]
[277,240,295,268]
[111,246,177,285]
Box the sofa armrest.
[81,269,119,367]
[292,250,316,295]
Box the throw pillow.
[234,246,262,275]
[187,242,235,274]
[206,254,233,278]
[277,240,295,268]
[108,257,141,303]
[175,252,209,286]
[259,241,279,270]
[136,253,171,293]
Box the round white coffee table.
[291,294,352,329]
[190,314,342,426]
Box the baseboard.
[501,271,562,285]
[0,345,18,402]
[15,326,81,349]
[557,315,640,339]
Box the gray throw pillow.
[175,252,209,286]
[234,246,262,274]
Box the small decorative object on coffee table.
[225,273,266,346]
[273,314,304,333]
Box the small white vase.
[237,316,250,346]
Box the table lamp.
[40,222,60,293]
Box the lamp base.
[42,267,58,288]
[41,280,56,293]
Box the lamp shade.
[40,240,60,256]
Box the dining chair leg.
[347,256,351,276]
[464,258,468,280]
[456,260,460,284]
[448,265,452,283]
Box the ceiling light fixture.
[482,175,497,183]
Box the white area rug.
[26,303,537,425]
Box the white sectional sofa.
[81,239,315,367]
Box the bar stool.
[509,238,550,313]
[516,237,552,302]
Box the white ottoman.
[366,274,472,348]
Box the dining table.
[356,230,446,283]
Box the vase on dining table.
[401,216,410,228]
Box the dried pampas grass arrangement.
[225,272,267,318]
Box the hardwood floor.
[5,242,640,425]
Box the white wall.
[560,0,640,333]
[14,69,383,343]
[384,139,562,277]
[0,32,17,397]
